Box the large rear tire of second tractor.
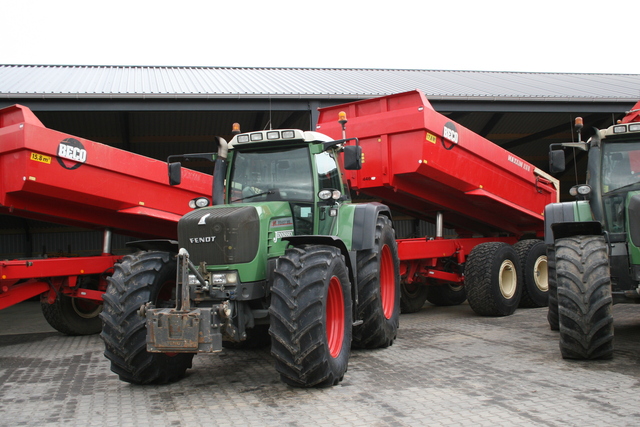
[269,245,352,387]
[546,245,559,330]
[555,236,614,360]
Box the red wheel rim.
[380,245,395,319]
[326,276,345,358]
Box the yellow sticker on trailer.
[30,152,51,164]
[426,133,437,144]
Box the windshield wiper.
[231,190,275,203]
[608,181,640,194]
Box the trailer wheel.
[100,251,194,384]
[547,245,559,331]
[556,236,613,359]
[269,245,352,387]
[514,240,549,308]
[400,280,429,313]
[353,215,400,348]
[426,283,467,306]
[465,242,522,316]
[40,276,103,335]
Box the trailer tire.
[556,236,613,360]
[426,283,467,306]
[547,245,559,331]
[400,280,429,313]
[40,276,103,335]
[465,242,522,316]
[514,240,549,308]
[269,245,352,387]
[353,216,400,348]
[100,251,194,384]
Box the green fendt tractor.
[545,101,640,359]
[100,123,400,387]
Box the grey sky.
[3,0,637,74]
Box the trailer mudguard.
[351,202,391,251]
[544,201,601,244]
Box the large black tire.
[353,216,400,348]
[40,276,103,335]
[514,240,549,308]
[465,242,522,316]
[547,245,559,330]
[100,251,194,384]
[426,283,467,306]
[269,245,352,387]
[555,236,614,360]
[400,280,429,313]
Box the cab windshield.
[229,147,313,203]
[601,140,640,193]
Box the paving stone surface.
[1,301,639,426]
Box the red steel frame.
[0,105,212,309]
[317,90,559,285]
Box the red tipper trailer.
[0,104,212,334]
[317,90,559,314]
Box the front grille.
[178,206,259,265]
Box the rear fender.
[544,201,600,244]
[351,203,392,251]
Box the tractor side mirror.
[168,162,182,185]
[343,145,362,170]
[549,149,566,174]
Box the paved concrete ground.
[1,301,639,427]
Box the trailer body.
[0,104,212,333]
[316,91,557,312]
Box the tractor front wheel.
[269,245,352,387]
[100,251,194,384]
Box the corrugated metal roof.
[1,65,639,102]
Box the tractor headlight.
[569,184,591,197]
[318,189,342,200]
[210,271,238,286]
[189,197,210,209]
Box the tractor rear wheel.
[269,245,352,387]
[556,236,613,359]
[100,251,194,384]
[465,242,522,316]
[41,276,103,335]
[353,216,400,348]
[514,240,549,308]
